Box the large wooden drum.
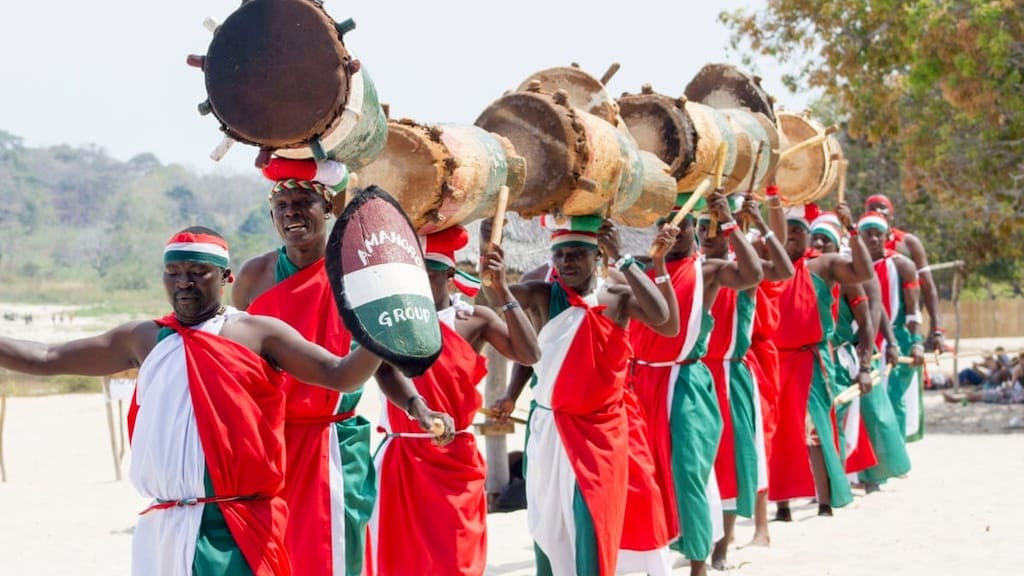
[613,151,677,228]
[684,63,776,123]
[618,88,698,185]
[355,120,525,234]
[773,111,843,204]
[196,0,386,168]
[516,64,622,126]
[476,88,641,218]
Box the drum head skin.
[326,187,442,377]
[618,92,697,181]
[684,63,776,123]
[205,0,350,149]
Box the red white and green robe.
[706,286,760,517]
[629,255,723,562]
[526,281,630,576]
[746,281,784,493]
[129,309,288,576]
[247,250,371,576]
[768,250,852,507]
[830,294,878,476]
[874,253,925,442]
[369,300,489,576]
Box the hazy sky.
[0,0,808,175]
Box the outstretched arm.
[0,321,152,376]
[845,284,876,394]
[491,362,534,423]
[739,197,794,281]
[598,221,669,328]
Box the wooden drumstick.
[482,186,511,287]
[649,179,713,257]
[779,125,839,162]
[708,141,729,238]
[477,408,528,425]
[838,159,849,206]
[741,142,766,232]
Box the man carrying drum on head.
[864,194,946,353]
[0,227,410,576]
[626,191,762,576]
[368,224,540,576]
[232,159,453,576]
[490,215,675,576]
[769,201,872,521]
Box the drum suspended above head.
[355,119,525,234]
[772,110,843,205]
[188,0,386,169]
[516,63,624,126]
[684,63,777,124]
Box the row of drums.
[192,0,843,234]
[354,63,845,233]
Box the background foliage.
[721,0,1024,294]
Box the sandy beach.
[1,305,1022,575]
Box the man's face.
[163,260,227,324]
[426,267,452,308]
[270,188,329,247]
[551,245,598,290]
[811,232,838,254]
[666,217,697,259]
[862,227,887,260]
[697,218,727,258]
[785,222,810,261]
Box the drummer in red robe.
[369,225,540,576]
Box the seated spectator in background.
[944,383,1024,405]
[958,351,1001,387]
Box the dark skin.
[0,260,381,396]
[862,226,925,366]
[866,199,943,351]
[490,221,679,421]
[232,187,454,441]
[738,197,795,282]
[685,192,764,310]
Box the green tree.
[721,0,1024,275]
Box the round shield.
[325,187,442,377]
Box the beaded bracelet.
[654,274,671,285]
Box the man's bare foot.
[817,504,833,516]
[691,560,708,576]
[864,482,881,494]
[711,538,729,570]
[747,530,771,547]
[773,506,792,522]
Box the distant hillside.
[0,130,278,306]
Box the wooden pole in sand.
[102,377,122,482]
[1,385,7,482]
[952,267,964,392]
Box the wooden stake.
[478,407,529,425]
[838,159,848,205]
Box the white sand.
[1,306,1022,575]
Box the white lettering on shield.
[358,230,424,267]
[378,306,433,328]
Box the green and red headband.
[858,212,890,233]
[541,214,602,250]
[164,231,230,269]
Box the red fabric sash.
[775,250,824,350]
[629,256,699,363]
[375,322,488,576]
[885,227,907,252]
[145,314,289,576]
[707,287,739,501]
[552,281,630,576]
[620,386,672,550]
[247,256,355,576]
[748,281,784,474]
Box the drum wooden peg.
[335,18,356,37]
[578,177,598,193]
[444,157,459,172]
[210,136,236,162]
[254,148,273,169]
[600,62,621,85]
[753,75,763,85]
[197,100,212,116]
[571,61,581,68]
[186,54,206,70]
[526,80,543,93]
[382,103,390,119]
[310,138,327,161]
[202,17,219,34]
[552,89,570,106]
[641,83,654,95]
[428,126,444,143]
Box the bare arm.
[826,203,874,285]
[230,253,274,311]
[845,284,875,369]
[374,362,456,444]
[894,256,924,363]
[244,315,381,393]
[599,222,669,329]
[904,234,942,336]
[740,197,793,281]
[644,225,681,337]
[479,244,542,365]
[0,321,154,376]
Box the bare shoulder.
[233,250,279,308]
[236,250,278,282]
